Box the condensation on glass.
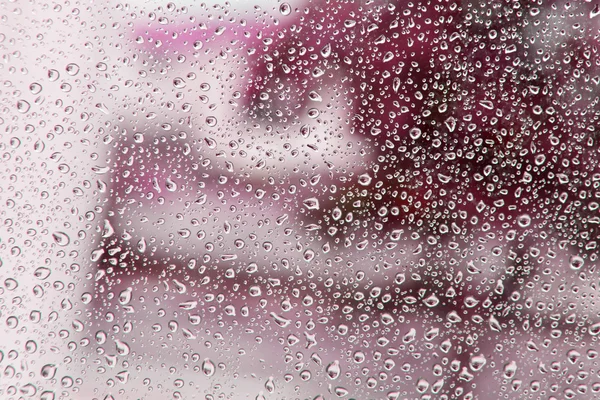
[2,0,600,399]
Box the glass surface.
[2,0,600,399]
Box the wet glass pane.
[2,0,600,399]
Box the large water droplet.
[325,360,341,380]
[202,358,215,376]
[41,364,57,379]
[52,232,70,246]
[303,198,320,210]
[16,100,31,113]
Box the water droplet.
[206,116,217,127]
[300,124,310,138]
[303,249,315,262]
[270,312,291,328]
[503,361,517,378]
[101,219,114,238]
[137,237,147,253]
[333,386,348,397]
[307,108,320,118]
[192,40,203,50]
[33,267,52,280]
[303,198,320,210]
[16,100,31,114]
[489,315,502,332]
[265,376,275,392]
[92,165,110,174]
[569,255,584,270]
[308,90,322,102]
[52,232,70,246]
[40,391,55,400]
[47,69,60,81]
[409,127,422,140]
[118,288,132,305]
[202,358,215,376]
[353,351,365,364]
[479,100,494,110]
[517,214,531,228]
[95,103,110,114]
[358,173,372,186]
[381,313,394,325]
[173,77,186,88]
[423,294,440,308]
[469,354,486,371]
[326,360,341,380]
[116,370,129,384]
[279,2,291,15]
[567,349,581,364]
[445,117,456,132]
[589,321,600,335]
[29,82,42,94]
[65,63,79,76]
[165,177,178,192]
[403,328,416,343]
[115,339,130,355]
[25,340,37,353]
[41,364,57,379]
[416,378,430,393]
[446,311,462,324]
[464,296,479,308]
[249,285,262,297]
